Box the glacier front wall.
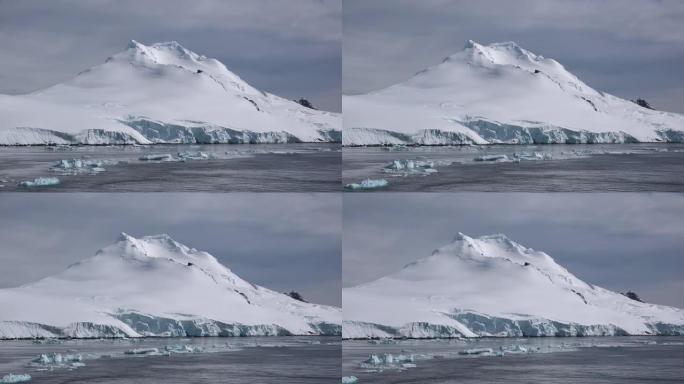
[0,313,341,340]
[342,311,684,339]
[343,120,683,146]
[0,120,341,146]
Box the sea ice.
[473,154,509,162]
[0,374,31,383]
[52,158,119,174]
[459,348,494,356]
[344,179,389,190]
[384,159,440,176]
[176,151,216,161]
[32,352,84,368]
[342,376,358,384]
[512,151,553,161]
[361,353,415,369]
[138,154,174,161]
[124,347,161,355]
[165,344,204,353]
[18,177,60,188]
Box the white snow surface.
[343,40,684,145]
[0,234,340,339]
[0,40,340,145]
[343,233,684,338]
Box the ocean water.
[0,336,340,383]
[0,143,341,192]
[343,143,684,192]
[342,336,684,383]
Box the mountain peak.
[103,233,210,264]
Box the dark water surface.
[0,336,340,383]
[0,144,341,192]
[343,144,684,192]
[343,337,684,384]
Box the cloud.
[343,193,684,308]
[0,193,341,306]
[343,0,684,113]
[0,0,341,111]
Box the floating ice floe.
[139,153,175,161]
[52,158,121,174]
[164,344,205,354]
[32,352,85,369]
[361,353,416,370]
[473,154,510,162]
[124,347,161,355]
[18,177,60,188]
[344,179,389,190]
[139,151,217,162]
[384,159,441,176]
[459,347,496,356]
[0,374,31,383]
[342,376,358,384]
[512,151,553,161]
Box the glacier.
[0,40,340,145]
[343,40,684,146]
[342,233,684,339]
[0,234,341,339]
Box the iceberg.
[32,352,84,368]
[124,347,162,355]
[18,177,60,188]
[361,353,415,369]
[384,159,440,176]
[52,158,120,174]
[344,179,389,190]
[473,154,510,162]
[176,151,216,161]
[342,376,358,384]
[0,374,31,383]
[459,348,494,356]
[138,153,175,161]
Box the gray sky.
[0,193,341,307]
[0,0,341,112]
[344,193,684,309]
[344,0,684,114]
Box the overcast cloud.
[344,0,684,113]
[344,193,684,309]
[0,193,341,306]
[0,0,341,111]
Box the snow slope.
[0,40,340,145]
[343,40,684,145]
[0,234,341,339]
[343,233,684,338]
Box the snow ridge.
[343,40,684,146]
[0,234,341,339]
[343,233,684,339]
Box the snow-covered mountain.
[0,40,340,145]
[343,233,684,338]
[343,40,684,145]
[0,234,341,339]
